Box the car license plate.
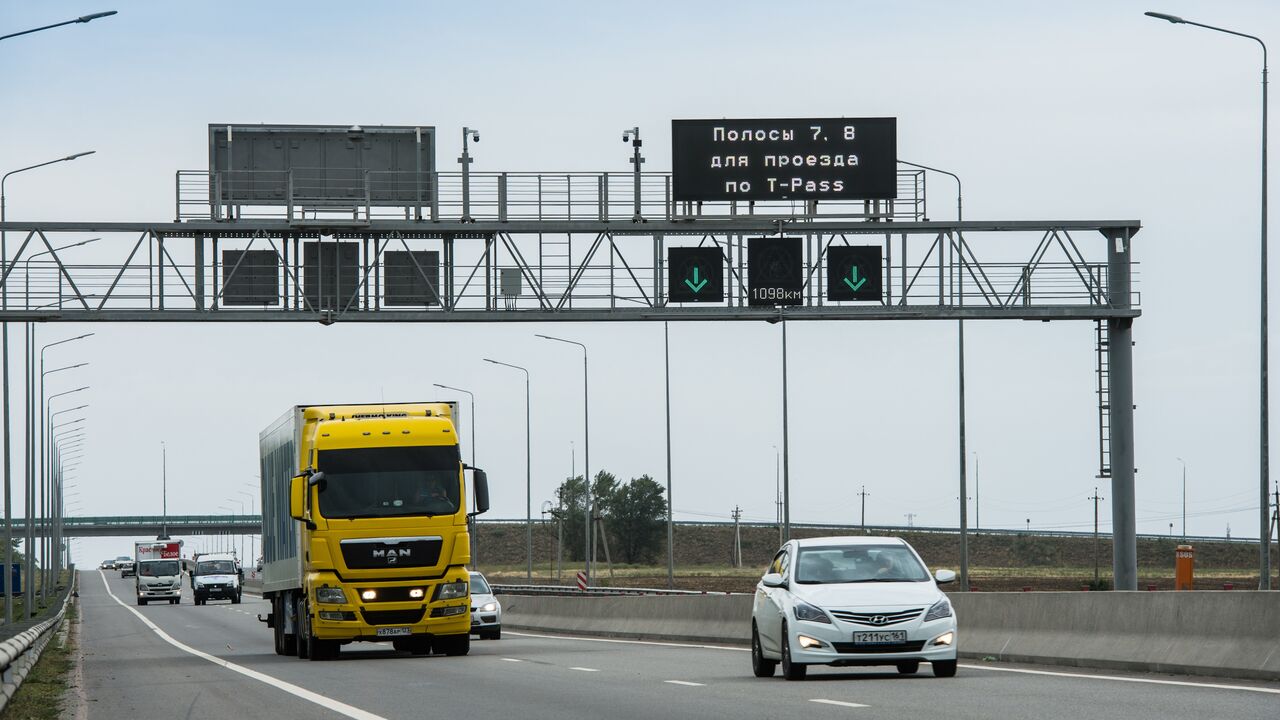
[853,631,906,645]
[375,627,412,637]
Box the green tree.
[604,474,667,564]
[552,470,619,561]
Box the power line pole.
[904,513,916,528]
[731,506,742,568]
[858,486,870,531]
[1089,488,1105,586]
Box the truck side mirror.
[471,469,490,516]
[289,474,306,521]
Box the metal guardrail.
[0,568,74,713]
[492,583,744,597]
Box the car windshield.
[197,560,236,575]
[138,560,179,577]
[794,544,931,584]
[317,445,461,519]
[116,557,131,563]
[469,574,490,594]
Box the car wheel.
[751,623,777,678]
[780,622,806,681]
[232,592,242,605]
[138,598,147,606]
[896,661,920,675]
[488,626,501,640]
[932,659,957,678]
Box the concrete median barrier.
[503,590,1280,680]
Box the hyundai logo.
[869,615,888,625]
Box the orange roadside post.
[1174,544,1194,591]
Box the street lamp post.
[899,158,968,590]
[1176,457,1188,540]
[434,383,479,566]
[46,396,87,594]
[482,359,532,581]
[160,442,169,540]
[2,152,96,624]
[39,334,92,592]
[1146,10,1271,589]
[535,334,590,582]
[0,11,117,42]
[238,490,255,567]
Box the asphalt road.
[74,570,1279,720]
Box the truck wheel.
[438,634,470,657]
[272,600,285,655]
[232,592,242,605]
[295,597,310,659]
[276,596,296,656]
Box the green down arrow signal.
[684,267,709,293]
[843,267,867,292]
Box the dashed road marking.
[810,699,869,709]
[569,667,600,672]
[501,658,523,663]
[96,571,388,720]
[664,680,705,687]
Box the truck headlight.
[793,600,831,624]
[924,597,953,622]
[434,582,468,601]
[316,586,348,604]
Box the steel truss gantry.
[0,210,1142,588]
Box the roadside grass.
[0,598,77,720]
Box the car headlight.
[434,581,468,601]
[315,586,348,604]
[924,597,953,622]
[481,601,498,613]
[793,600,831,624]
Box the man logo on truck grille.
[372,548,411,564]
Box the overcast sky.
[2,1,1278,568]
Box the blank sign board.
[304,242,360,311]
[383,250,441,306]
[221,250,280,306]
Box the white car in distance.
[751,536,957,681]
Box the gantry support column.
[1106,226,1137,590]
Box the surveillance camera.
[622,134,629,142]
[473,133,480,142]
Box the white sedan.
[751,536,958,680]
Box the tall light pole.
[1146,10,1271,588]
[40,333,92,595]
[664,322,674,589]
[0,11,117,42]
[535,334,590,582]
[2,151,95,624]
[47,396,88,595]
[160,442,169,540]
[434,383,479,566]
[483,359,532,581]
[238,490,255,567]
[900,158,967,590]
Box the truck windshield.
[197,561,237,575]
[317,445,461,519]
[139,561,179,577]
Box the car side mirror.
[761,572,786,588]
[934,569,956,584]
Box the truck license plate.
[853,631,906,645]
[376,627,412,637]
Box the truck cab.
[192,552,244,605]
[135,540,184,605]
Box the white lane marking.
[508,631,748,652]
[510,632,1276,696]
[96,571,389,720]
[569,666,600,672]
[664,680,705,687]
[501,658,523,662]
[810,699,869,709]
[958,663,1280,695]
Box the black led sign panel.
[221,250,279,306]
[667,247,725,303]
[671,117,897,202]
[384,250,441,306]
[748,237,804,307]
[304,242,359,311]
[826,246,883,302]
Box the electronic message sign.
[748,237,804,307]
[672,118,896,202]
[667,247,725,303]
[826,246,883,302]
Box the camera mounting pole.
[623,127,644,222]
[459,127,479,223]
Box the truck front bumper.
[309,577,471,641]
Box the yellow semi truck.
[258,402,489,660]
